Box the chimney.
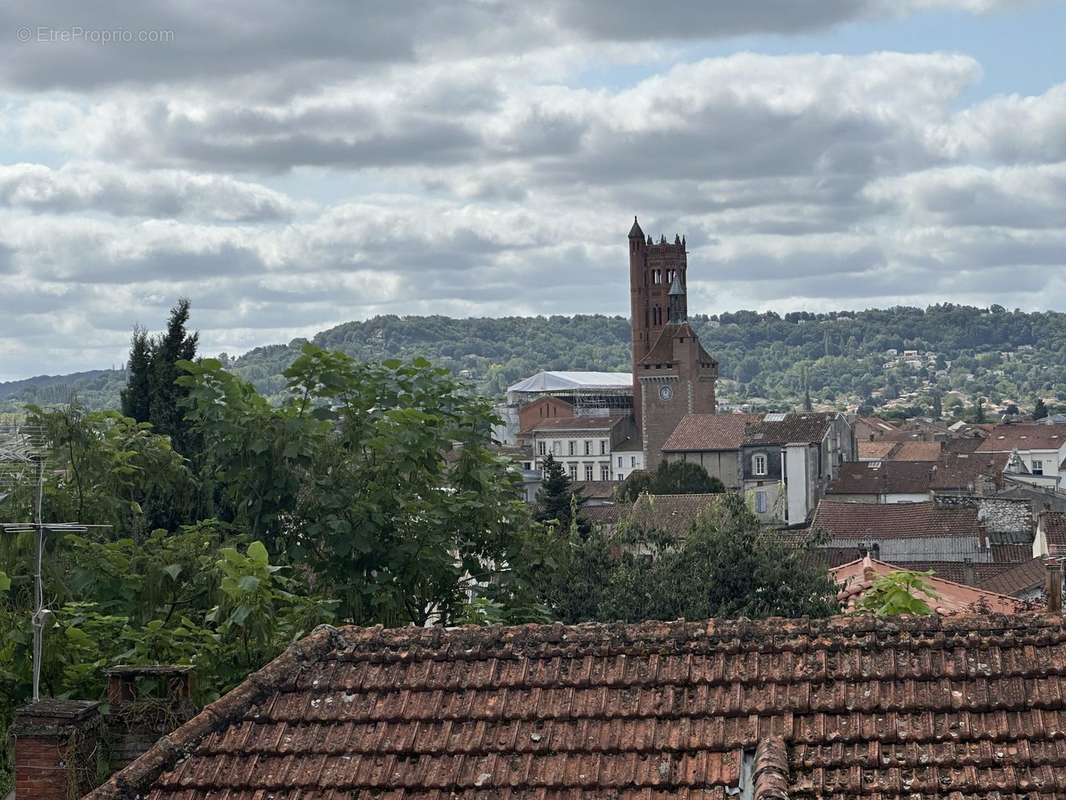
[104,665,196,771]
[861,554,876,583]
[962,557,976,586]
[1046,559,1063,612]
[12,699,102,800]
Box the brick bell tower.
[628,217,718,468]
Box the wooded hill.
[4,304,1065,415]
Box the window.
[753,453,768,476]
[653,269,662,285]
[600,464,610,481]
[755,491,767,514]
[537,441,546,456]
[552,441,561,455]
[631,456,637,467]
[568,440,575,456]
[600,440,607,455]
[585,464,593,481]
[1033,459,1044,475]
[617,456,623,468]
[568,464,577,480]
[522,462,531,470]
[584,440,592,456]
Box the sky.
[1,1,1066,381]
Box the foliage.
[181,344,546,626]
[618,460,724,501]
[854,570,939,616]
[119,299,200,455]
[543,494,838,622]
[1034,397,1049,420]
[10,405,197,536]
[534,454,587,534]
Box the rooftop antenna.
[0,420,100,702]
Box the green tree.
[854,570,938,616]
[618,460,724,501]
[1034,397,1049,420]
[971,397,987,424]
[545,493,837,622]
[118,299,199,455]
[535,454,585,533]
[120,326,151,422]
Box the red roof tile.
[812,499,980,539]
[857,440,899,460]
[890,441,943,461]
[976,422,1066,452]
[826,461,932,495]
[530,414,627,432]
[742,412,836,446]
[88,614,1066,800]
[929,452,1007,490]
[1040,511,1066,555]
[662,414,762,451]
[831,556,1028,614]
[980,557,1051,597]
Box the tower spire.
[628,216,644,239]
[668,272,687,322]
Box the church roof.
[507,371,632,394]
[628,215,644,238]
[88,613,1066,799]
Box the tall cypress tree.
[120,326,152,422]
[120,299,199,454]
[1034,397,1049,420]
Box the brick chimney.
[1046,559,1063,613]
[12,699,102,800]
[104,665,196,771]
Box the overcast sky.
[2,1,1065,380]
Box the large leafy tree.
[544,493,838,623]
[618,460,724,501]
[181,344,545,626]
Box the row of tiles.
[285,645,1066,691]
[202,711,1066,756]
[247,675,1066,722]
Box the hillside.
[4,305,1066,415]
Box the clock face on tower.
[658,384,673,401]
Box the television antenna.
[0,422,101,703]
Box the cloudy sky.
[1,1,1065,380]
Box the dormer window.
[753,453,768,476]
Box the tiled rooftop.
[742,412,836,447]
[980,557,1050,598]
[826,460,933,495]
[89,614,1066,800]
[976,423,1066,452]
[831,557,1027,614]
[662,413,762,452]
[812,499,981,540]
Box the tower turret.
[668,272,687,323]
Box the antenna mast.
[1,420,95,703]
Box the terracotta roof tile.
[827,461,932,495]
[1040,511,1066,553]
[976,422,1066,452]
[742,412,837,446]
[831,557,1028,614]
[530,414,628,432]
[929,452,1007,490]
[662,414,763,452]
[890,441,943,461]
[857,440,899,460]
[812,499,980,539]
[90,614,1066,800]
[980,557,1053,597]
